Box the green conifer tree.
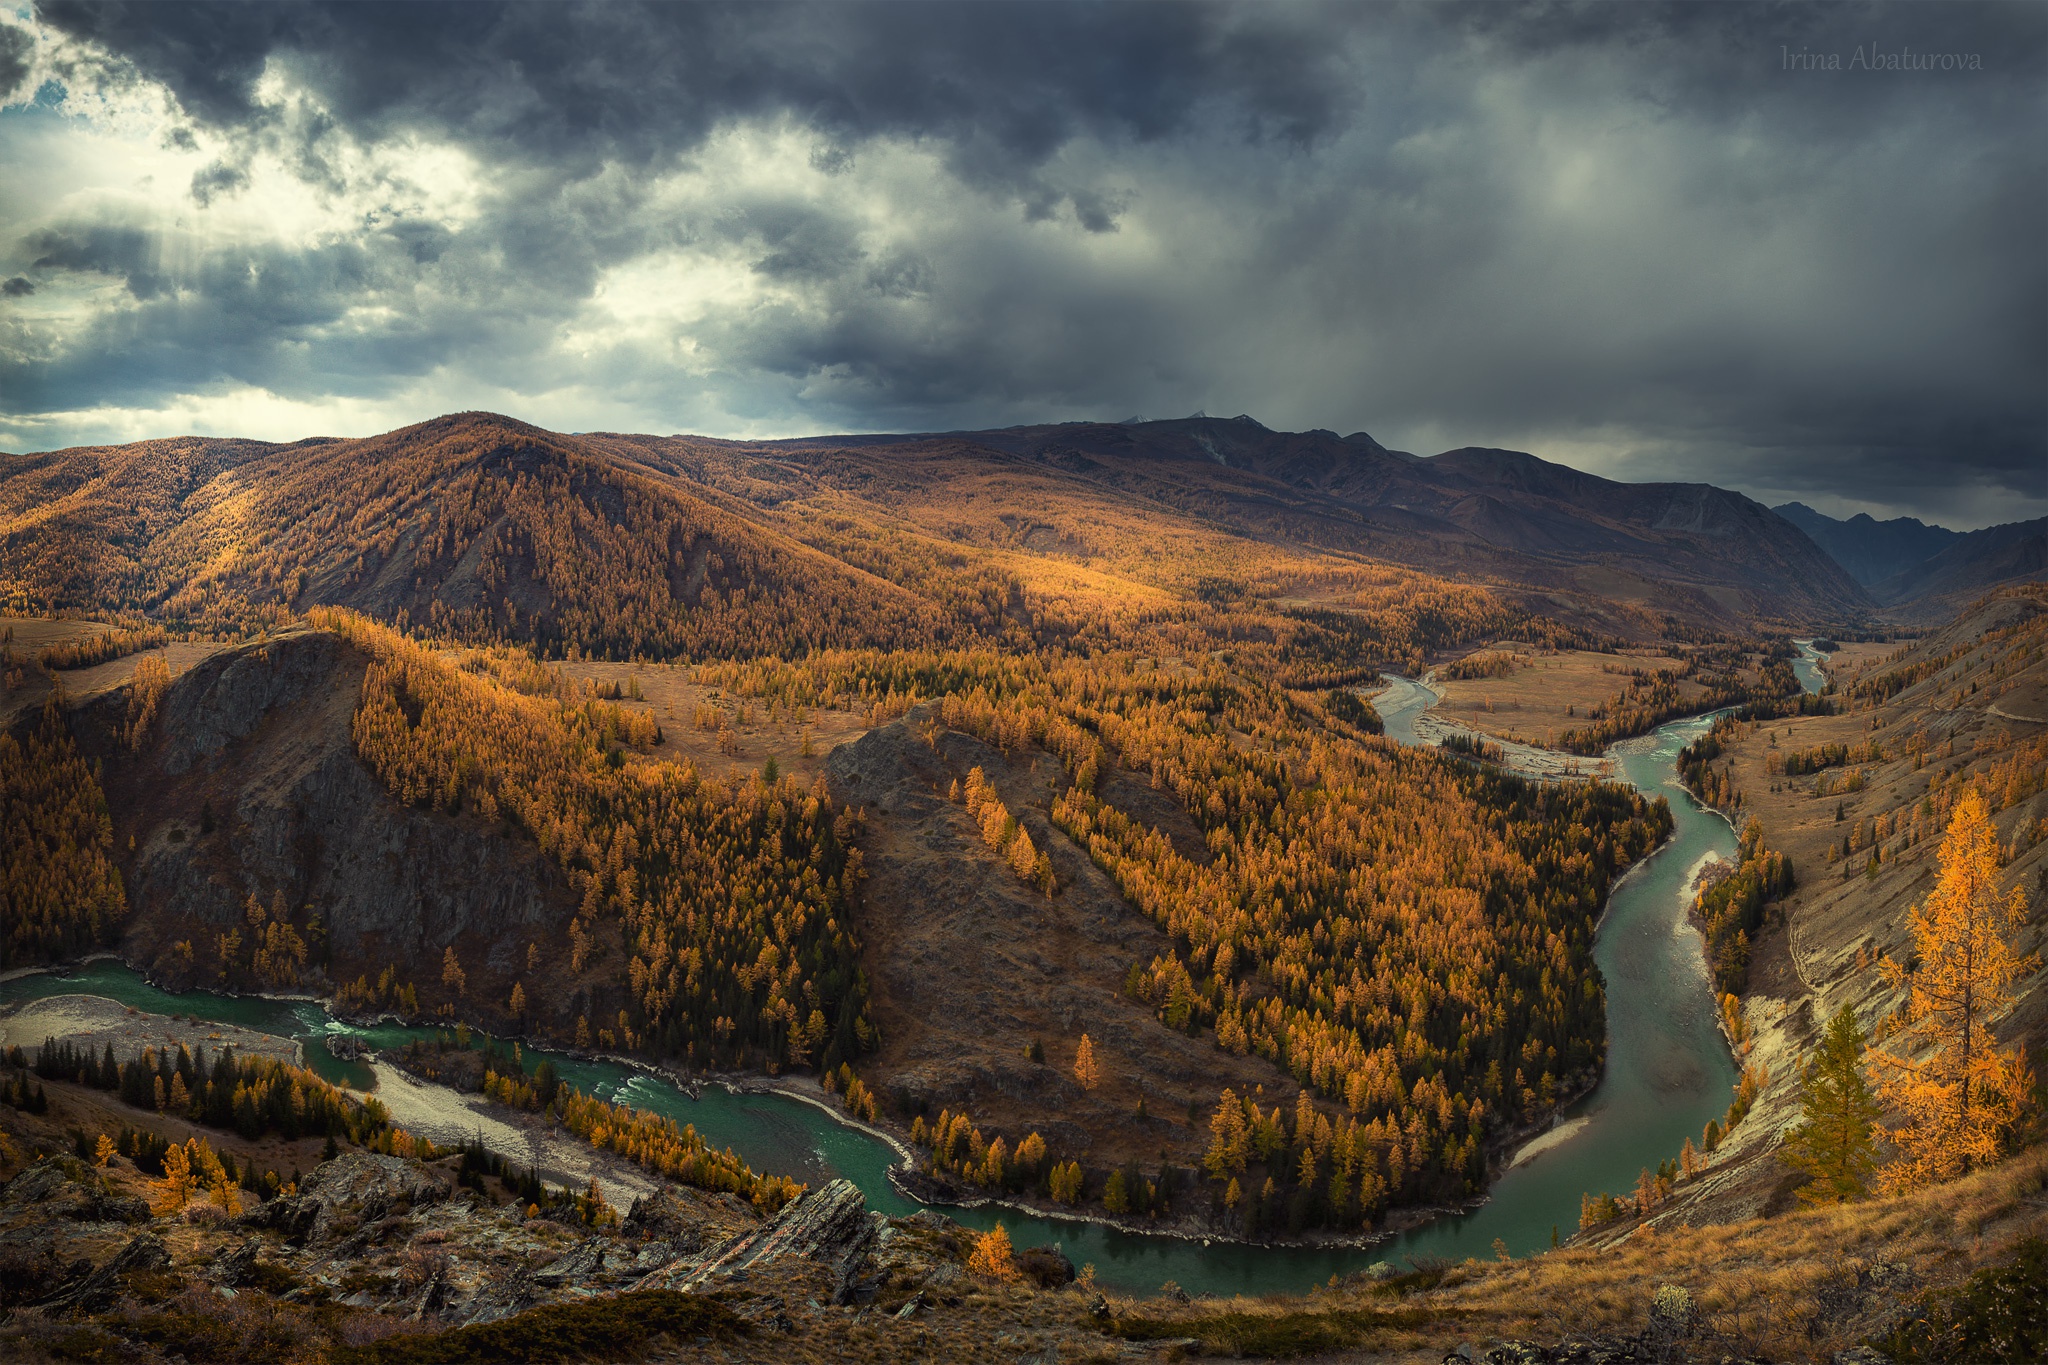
[1781,1003,1881,1205]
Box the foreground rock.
[249,1149,451,1244]
[2,1156,149,1225]
[637,1177,880,1303]
[30,1231,171,1314]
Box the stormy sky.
[0,2,2041,529]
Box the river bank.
[0,992,303,1068]
[366,1055,664,1210]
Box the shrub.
[331,1290,745,1364]
[1105,1306,1446,1357]
[1877,1237,2048,1364]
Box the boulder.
[1014,1242,1075,1289]
[1648,1283,1695,1333]
[207,1236,263,1287]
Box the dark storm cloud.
[38,1,1355,202]
[0,21,31,99]
[5,1,2044,527]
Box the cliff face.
[65,630,580,1011]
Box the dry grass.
[1,634,225,728]
[1431,647,1677,748]
[540,657,874,785]
[0,615,121,651]
[1103,1143,2048,1362]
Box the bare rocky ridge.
[827,709,1311,1170]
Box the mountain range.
[4,412,2038,642]
[1774,501,2045,616]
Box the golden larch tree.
[966,1222,1018,1280]
[1073,1033,1100,1090]
[154,1143,195,1214]
[1874,792,2034,1191]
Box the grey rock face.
[528,1235,620,1288]
[620,1187,711,1252]
[249,1151,450,1244]
[638,1178,883,1305]
[207,1236,262,1287]
[77,630,579,993]
[30,1231,170,1314]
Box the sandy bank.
[0,993,300,1067]
[365,1059,658,1211]
[1412,711,1615,782]
[1509,1116,1592,1169]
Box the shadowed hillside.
[1775,500,2044,620]
[616,415,1872,627]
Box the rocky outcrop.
[1015,1242,1075,1289]
[1,1157,149,1224]
[28,1231,170,1314]
[206,1236,262,1287]
[619,1186,723,1258]
[248,1151,450,1244]
[69,630,581,1015]
[637,1178,882,1304]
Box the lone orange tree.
[1874,791,2034,1191]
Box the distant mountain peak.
[1772,501,1963,592]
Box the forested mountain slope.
[5,600,1674,1239]
[0,413,948,658]
[0,408,1913,1251]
